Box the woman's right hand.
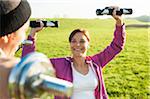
[29,20,44,38]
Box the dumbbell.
[9,52,73,99]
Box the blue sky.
[28,0,149,18]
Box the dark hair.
[0,0,31,37]
[69,29,90,42]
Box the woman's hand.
[29,19,44,38]
[111,6,124,26]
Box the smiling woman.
[22,6,126,99]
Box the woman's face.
[70,32,89,58]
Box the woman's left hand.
[111,6,124,26]
[29,19,44,38]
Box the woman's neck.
[72,56,89,75]
[72,56,86,68]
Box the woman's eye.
[80,40,86,43]
[71,40,76,43]
[71,39,86,44]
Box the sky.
[28,0,149,18]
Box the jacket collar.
[65,56,92,64]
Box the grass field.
[16,18,150,99]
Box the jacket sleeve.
[22,35,36,58]
[91,24,126,68]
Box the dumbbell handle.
[34,74,73,97]
[30,21,59,28]
[96,8,132,15]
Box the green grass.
[16,18,150,99]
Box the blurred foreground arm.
[0,58,19,98]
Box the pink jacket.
[22,25,126,99]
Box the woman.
[22,7,126,99]
[0,0,31,98]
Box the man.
[0,0,31,98]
